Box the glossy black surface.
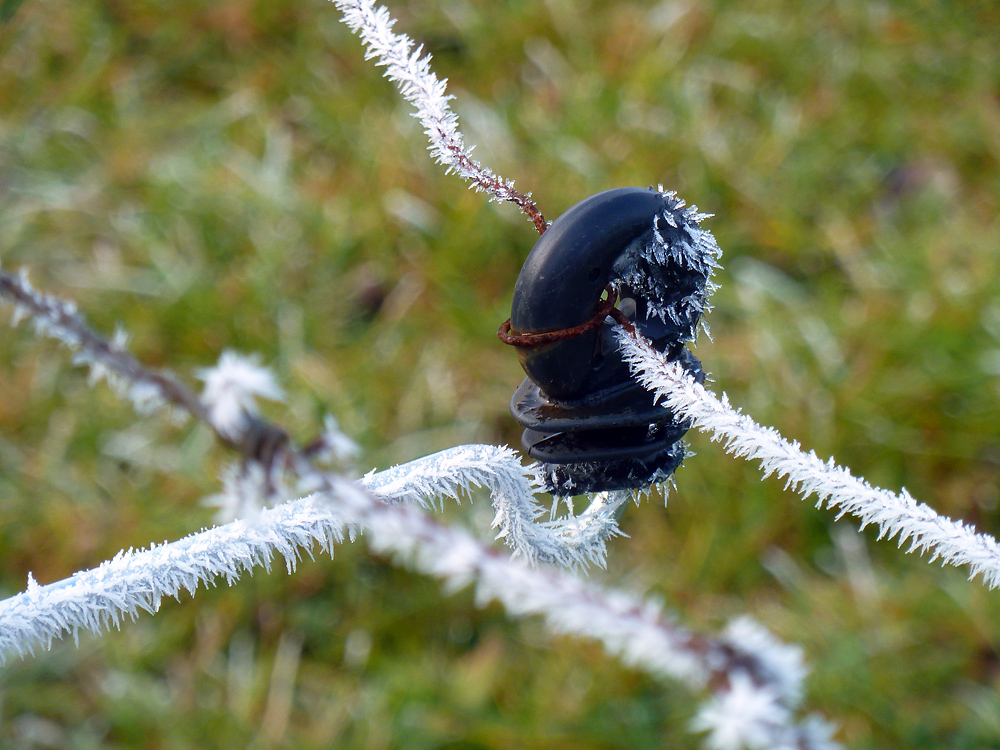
[510,187,665,401]
[505,187,706,494]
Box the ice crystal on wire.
[691,672,791,750]
[319,415,360,463]
[197,351,285,440]
[203,461,283,522]
[331,0,544,231]
[797,715,842,750]
[362,444,627,568]
[619,330,1000,591]
[612,186,722,341]
[721,617,807,707]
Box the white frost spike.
[690,672,792,750]
[722,617,806,707]
[11,303,29,327]
[203,461,279,522]
[361,444,628,569]
[797,716,842,750]
[613,187,722,342]
[331,0,541,227]
[126,380,168,415]
[320,415,360,463]
[111,325,130,351]
[619,330,1000,590]
[197,351,285,440]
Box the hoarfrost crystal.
[612,186,722,341]
[197,351,285,439]
[691,672,791,750]
[619,330,1000,591]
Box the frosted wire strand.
[0,470,834,748]
[364,444,629,568]
[620,330,1000,590]
[0,270,836,745]
[331,0,547,233]
[0,267,207,421]
[0,266,643,571]
[0,477,687,682]
[0,457,663,669]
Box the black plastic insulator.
[510,187,666,401]
[506,187,704,494]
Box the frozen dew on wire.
[0,490,352,662]
[196,351,285,440]
[690,672,791,750]
[0,468,835,748]
[361,444,631,569]
[330,0,547,233]
[203,461,290,523]
[0,266,199,419]
[720,617,808,708]
[318,414,360,464]
[618,329,1000,591]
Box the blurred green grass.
[1,0,999,747]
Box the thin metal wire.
[497,284,627,347]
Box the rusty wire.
[497,284,635,347]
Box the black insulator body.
[507,187,705,494]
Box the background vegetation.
[1,0,999,747]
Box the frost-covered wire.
[196,351,285,441]
[331,0,548,234]
[0,470,836,749]
[362,443,630,568]
[0,267,292,455]
[0,488,350,662]
[0,266,206,421]
[620,329,1000,590]
[0,264,641,570]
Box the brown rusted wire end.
[607,304,636,336]
[442,142,547,235]
[498,284,621,347]
[524,203,549,235]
